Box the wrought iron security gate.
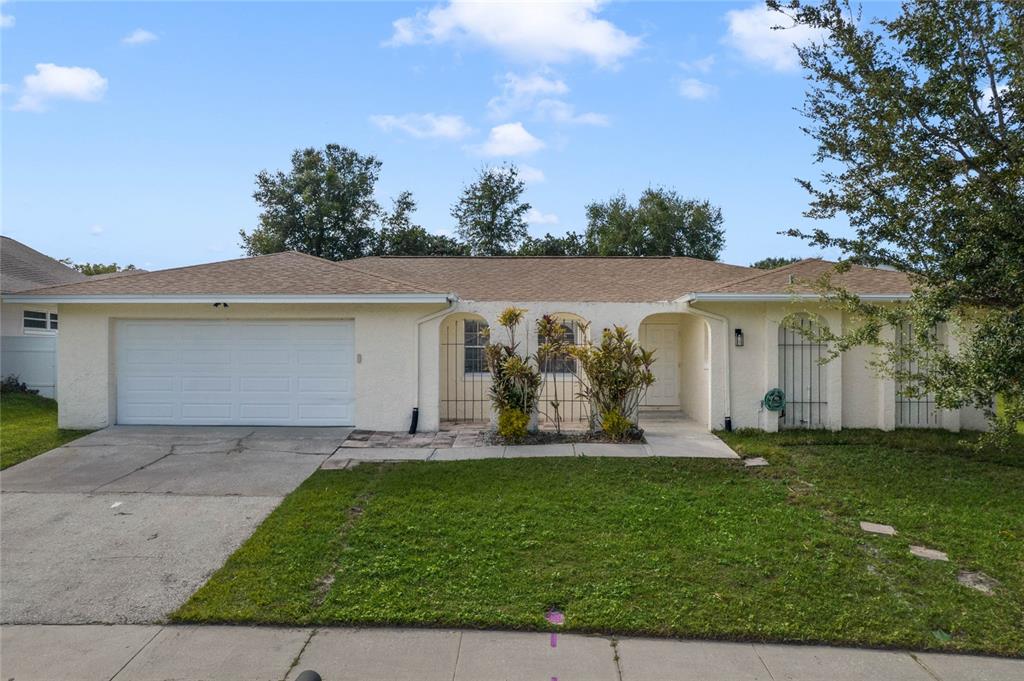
[439,315,590,426]
[895,321,940,428]
[778,314,828,429]
[440,316,491,423]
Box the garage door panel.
[181,403,233,419]
[117,320,355,426]
[182,376,234,392]
[298,376,350,393]
[120,402,176,420]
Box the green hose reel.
[763,388,786,412]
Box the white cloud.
[89,225,104,236]
[487,72,608,126]
[13,64,108,112]
[487,72,568,119]
[370,113,474,140]
[680,54,715,74]
[1,14,14,29]
[526,207,559,225]
[517,164,545,183]
[723,3,825,72]
[678,78,716,101]
[122,28,158,45]
[386,0,641,68]
[535,99,609,126]
[480,122,545,156]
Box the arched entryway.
[638,313,712,429]
[439,312,491,423]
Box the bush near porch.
[175,429,1023,656]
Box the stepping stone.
[860,521,897,536]
[744,457,769,467]
[910,545,949,561]
[957,570,998,594]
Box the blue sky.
[1,1,887,270]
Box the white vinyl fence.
[1,335,57,398]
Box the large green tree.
[451,164,531,255]
[583,188,725,259]
[239,144,382,260]
[375,191,467,256]
[59,260,138,275]
[772,0,1023,440]
[517,232,587,256]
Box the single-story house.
[4,250,987,433]
[0,236,88,397]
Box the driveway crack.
[90,445,177,494]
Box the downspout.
[411,296,458,432]
[679,296,732,430]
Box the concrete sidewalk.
[3,625,1020,681]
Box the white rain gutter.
[412,297,459,424]
[2,293,453,304]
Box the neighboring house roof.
[12,251,449,300]
[0,236,87,294]
[700,258,913,297]
[345,256,755,302]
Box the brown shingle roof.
[345,256,756,302]
[1,236,87,293]
[16,251,444,297]
[12,251,913,301]
[706,258,913,295]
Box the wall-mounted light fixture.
[734,328,744,347]
[213,302,230,308]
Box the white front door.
[641,323,679,406]
[116,319,355,426]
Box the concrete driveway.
[0,425,350,624]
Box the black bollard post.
[294,671,322,681]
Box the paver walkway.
[3,624,1019,681]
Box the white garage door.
[116,320,355,426]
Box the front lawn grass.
[0,392,92,469]
[174,429,1024,656]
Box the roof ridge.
[702,258,826,293]
[329,258,444,295]
[9,251,308,295]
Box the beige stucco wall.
[692,300,987,432]
[56,302,447,431]
[55,297,990,434]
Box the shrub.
[1,375,37,395]
[569,326,655,436]
[535,315,573,433]
[497,408,530,443]
[486,307,542,428]
[601,408,636,442]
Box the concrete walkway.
[3,624,1019,681]
[325,414,738,466]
